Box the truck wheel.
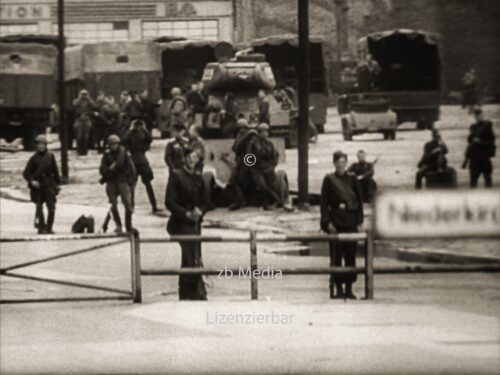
[383,132,389,140]
[417,121,433,130]
[343,132,353,141]
[316,123,325,134]
[389,130,396,140]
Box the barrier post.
[364,230,374,299]
[250,230,258,300]
[130,229,142,303]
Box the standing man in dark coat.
[320,151,364,300]
[23,135,61,234]
[348,150,377,203]
[139,89,157,133]
[227,118,257,210]
[123,119,160,213]
[415,129,448,189]
[122,92,143,130]
[464,108,496,187]
[165,147,209,300]
[258,90,270,125]
[246,123,282,209]
[72,90,95,156]
[99,135,137,233]
[164,123,190,171]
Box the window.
[0,24,39,35]
[51,22,129,44]
[142,20,218,41]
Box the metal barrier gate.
[2,229,499,304]
[134,230,373,303]
[0,232,140,304]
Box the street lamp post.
[297,0,310,208]
[57,0,69,181]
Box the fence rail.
[2,229,499,305]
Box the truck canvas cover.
[66,40,161,76]
[358,29,441,91]
[0,43,57,76]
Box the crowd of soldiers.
[22,94,495,300]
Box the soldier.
[101,95,121,139]
[165,147,209,300]
[72,90,95,156]
[139,89,157,133]
[246,123,282,209]
[257,89,270,125]
[415,129,448,189]
[348,150,377,203]
[23,135,61,234]
[227,118,258,210]
[462,69,479,114]
[123,119,160,213]
[464,108,496,187]
[321,151,364,300]
[91,91,107,153]
[188,124,206,174]
[186,82,206,126]
[170,87,188,130]
[122,91,143,129]
[99,135,137,233]
[164,123,189,171]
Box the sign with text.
[374,190,500,238]
[0,5,50,20]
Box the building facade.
[0,0,235,44]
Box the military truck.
[0,36,58,149]
[65,40,162,102]
[341,29,441,130]
[249,35,329,134]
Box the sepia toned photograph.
[0,0,499,374]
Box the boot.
[345,283,357,300]
[125,210,133,233]
[333,282,344,299]
[36,205,46,234]
[145,183,159,213]
[46,209,55,234]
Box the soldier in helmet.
[99,134,137,233]
[72,90,95,156]
[164,123,190,171]
[246,123,282,209]
[123,119,160,213]
[227,118,258,210]
[23,135,61,234]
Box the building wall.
[0,0,234,43]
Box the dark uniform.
[228,127,257,208]
[123,126,158,211]
[140,96,157,132]
[73,95,95,156]
[99,145,137,232]
[246,133,282,207]
[348,161,376,203]
[188,135,206,174]
[164,136,190,171]
[258,96,270,124]
[320,171,363,298]
[101,102,121,138]
[415,139,448,189]
[466,120,496,187]
[122,98,143,128]
[23,148,61,234]
[165,166,208,300]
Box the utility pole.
[334,0,349,62]
[297,0,310,208]
[57,0,69,181]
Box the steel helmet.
[107,134,120,144]
[257,123,270,131]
